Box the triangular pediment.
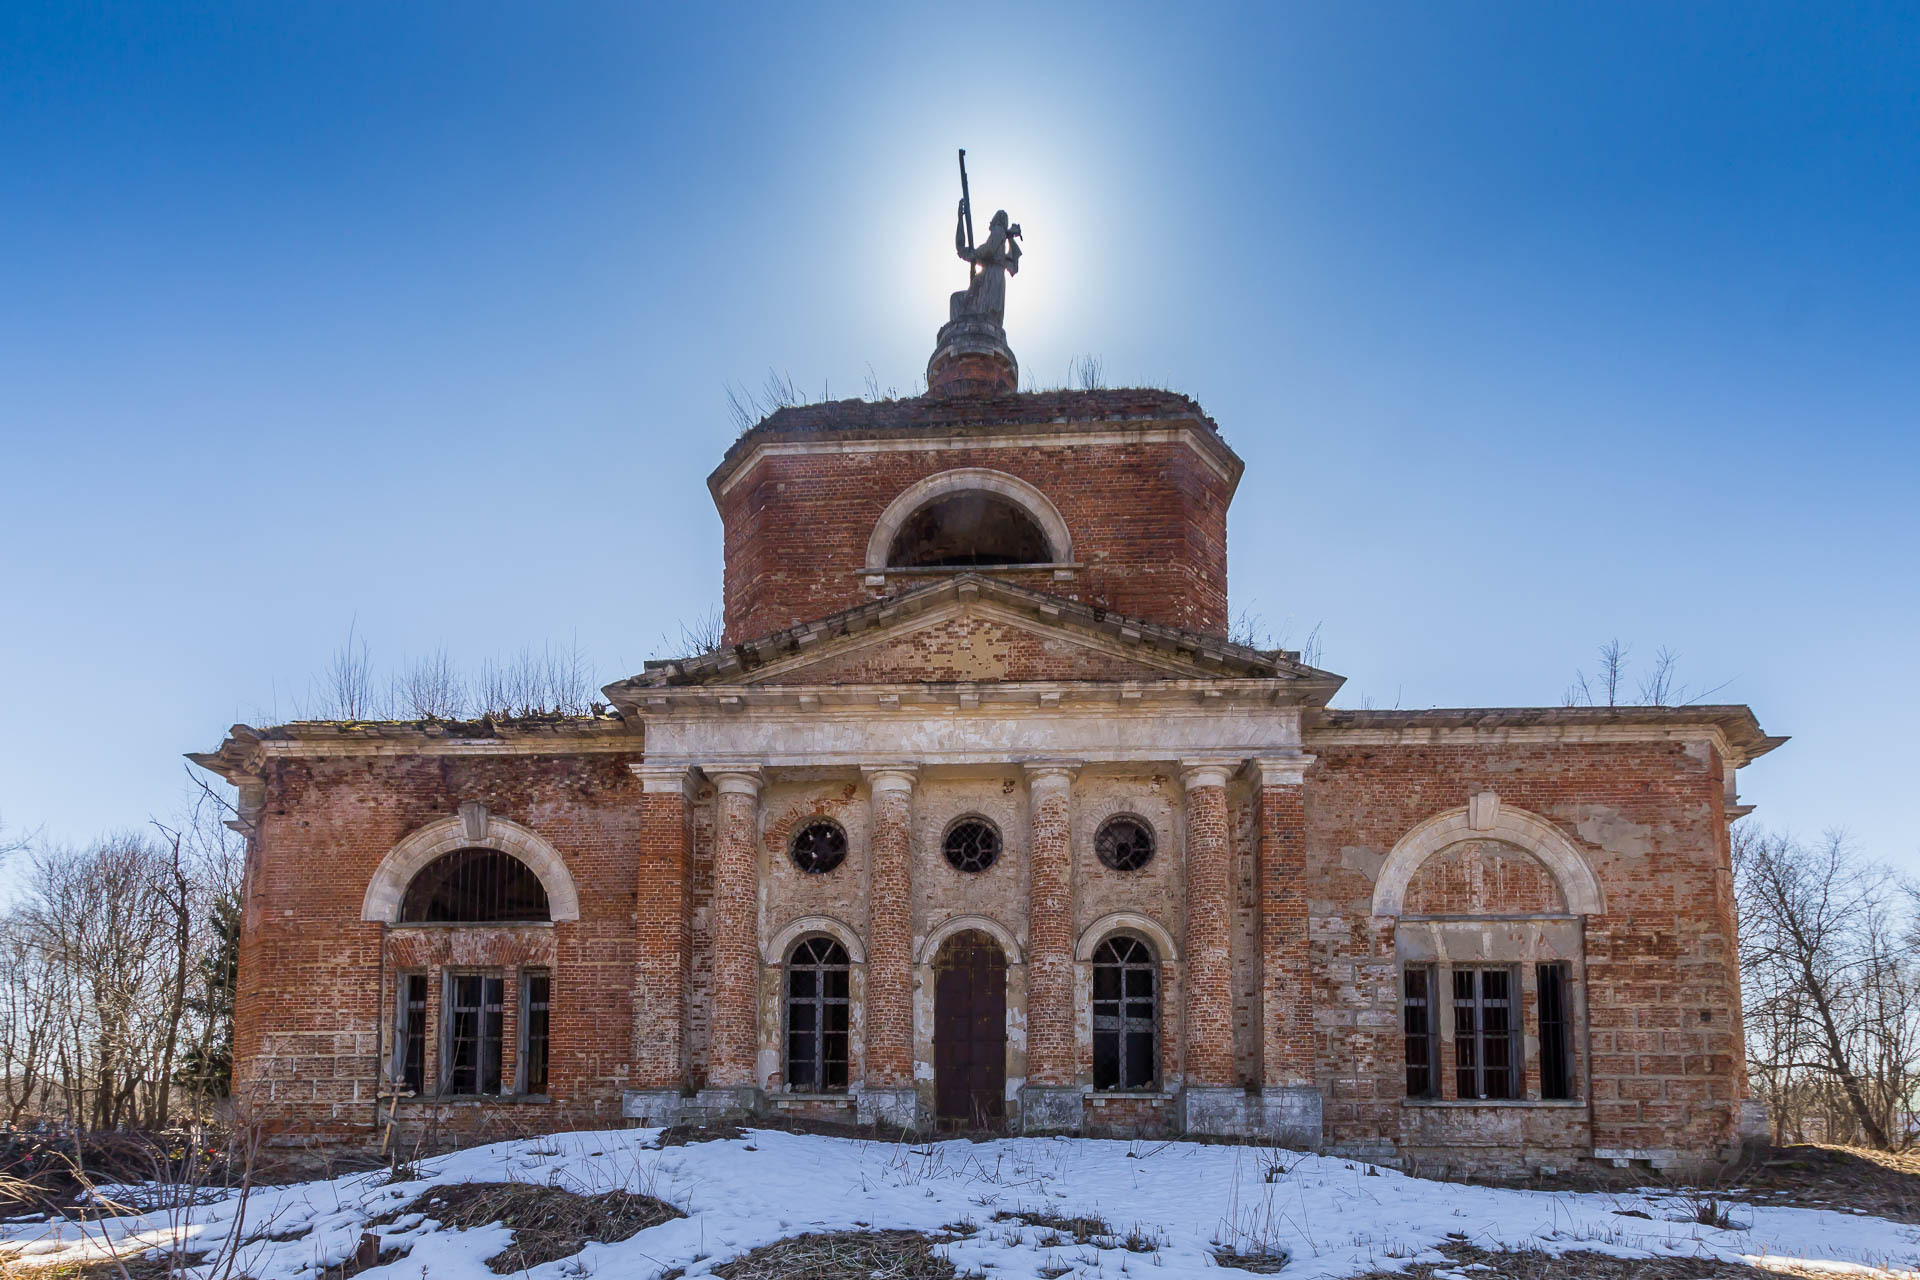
[612,574,1341,693]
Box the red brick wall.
[1301,738,1744,1164]
[1402,840,1565,915]
[765,616,1182,684]
[718,436,1234,643]
[234,752,643,1142]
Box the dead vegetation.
[711,1230,957,1280]
[392,1180,682,1274]
[1347,1236,1790,1279]
[1725,1142,1920,1223]
[990,1208,1110,1244]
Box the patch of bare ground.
[395,1180,682,1275]
[712,1231,958,1280]
[1345,1237,1797,1280]
[1728,1144,1920,1224]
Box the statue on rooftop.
[950,151,1021,327]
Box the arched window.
[887,491,1053,567]
[399,848,551,923]
[1091,935,1158,1090]
[786,936,850,1091]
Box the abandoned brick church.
[192,236,1782,1174]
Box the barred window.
[786,937,850,1091]
[943,818,1001,873]
[395,973,427,1095]
[1095,816,1155,872]
[789,820,848,875]
[1092,935,1158,1090]
[1403,965,1437,1099]
[400,848,550,923]
[1538,962,1573,1100]
[521,970,551,1095]
[444,973,504,1095]
[1453,967,1517,1100]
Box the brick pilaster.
[1255,755,1315,1088]
[864,766,918,1086]
[631,764,694,1089]
[1025,763,1079,1085]
[707,767,763,1088]
[1181,762,1236,1086]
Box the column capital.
[1023,759,1084,786]
[1180,759,1238,790]
[630,763,698,796]
[1245,753,1315,788]
[861,764,920,793]
[703,764,765,797]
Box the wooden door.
[933,931,1007,1130]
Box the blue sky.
[2,3,1915,863]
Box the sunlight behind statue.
[928,150,1023,397]
[951,203,1022,327]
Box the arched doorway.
[933,930,1007,1130]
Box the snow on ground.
[4,1128,1920,1279]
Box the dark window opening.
[1092,935,1158,1090]
[786,937,850,1091]
[943,819,1001,873]
[396,973,427,1095]
[1538,962,1573,1100]
[444,973,504,1095]
[887,492,1053,567]
[400,848,550,923]
[1453,967,1517,1100]
[789,820,848,875]
[1403,965,1437,1099]
[521,970,551,1095]
[1095,816,1156,872]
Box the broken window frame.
[1094,815,1156,872]
[1537,961,1574,1100]
[1451,966,1519,1101]
[519,969,551,1096]
[393,971,428,1096]
[788,819,849,876]
[442,970,505,1096]
[785,936,851,1092]
[1402,964,1438,1099]
[1091,934,1159,1091]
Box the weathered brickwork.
[198,385,1777,1173]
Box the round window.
[1095,815,1156,872]
[790,819,848,874]
[943,818,1001,873]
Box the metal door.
[933,931,1007,1130]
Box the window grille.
[943,819,1001,873]
[786,937,850,1090]
[399,848,550,923]
[789,820,848,875]
[1095,816,1155,872]
[1403,965,1437,1098]
[396,973,427,1095]
[1091,935,1158,1090]
[1538,962,1573,1100]
[521,970,551,1095]
[444,973,504,1095]
[1452,967,1517,1100]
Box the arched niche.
[363,810,580,924]
[865,468,1072,570]
[1372,802,1605,918]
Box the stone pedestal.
[1258,1085,1324,1149]
[1019,1084,1084,1134]
[1177,1085,1254,1136]
[928,317,1017,396]
[621,1088,686,1126]
[622,1086,767,1127]
[856,1086,925,1133]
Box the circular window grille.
[943,819,1001,873]
[790,819,848,874]
[1096,816,1156,872]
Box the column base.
[1258,1085,1324,1149]
[622,1086,766,1128]
[1177,1085,1257,1137]
[855,1086,925,1133]
[1019,1085,1085,1134]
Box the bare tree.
[1070,354,1106,390]
[1566,637,1731,708]
[392,646,466,719]
[313,619,379,719]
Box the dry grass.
[990,1209,1111,1244]
[1211,1244,1288,1273]
[1729,1143,1920,1223]
[711,1230,957,1280]
[1346,1237,1804,1279]
[395,1180,682,1275]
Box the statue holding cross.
[950,149,1022,327]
